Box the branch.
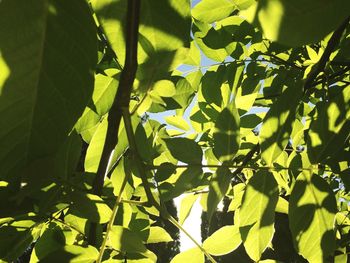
[146,163,314,173]
[89,0,141,245]
[230,144,260,182]
[304,17,350,92]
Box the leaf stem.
[96,169,130,263]
[166,214,217,263]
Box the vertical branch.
[89,0,141,246]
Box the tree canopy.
[0,0,350,262]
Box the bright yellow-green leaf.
[179,194,199,225]
[289,172,337,263]
[147,226,173,243]
[239,171,278,261]
[170,248,204,263]
[192,0,236,23]
[165,115,191,131]
[275,197,289,214]
[203,225,241,256]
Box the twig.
[96,157,132,263]
[304,17,350,92]
[146,163,314,173]
[230,144,260,183]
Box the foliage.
[0,0,350,262]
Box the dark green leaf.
[164,138,202,164]
[307,85,350,164]
[70,192,112,224]
[41,245,98,263]
[241,0,350,46]
[0,0,97,179]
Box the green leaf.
[146,226,173,243]
[289,172,337,262]
[165,115,190,131]
[159,167,204,201]
[30,225,66,262]
[307,85,350,164]
[110,225,157,262]
[201,66,226,107]
[275,197,289,214]
[170,248,204,263]
[164,138,202,164]
[192,0,236,24]
[260,85,302,165]
[203,225,242,256]
[240,0,350,46]
[135,123,153,163]
[0,0,96,179]
[0,222,42,261]
[207,167,232,221]
[75,71,120,140]
[193,22,228,62]
[213,104,240,162]
[93,0,191,65]
[179,194,199,225]
[41,245,98,263]
[239,170,279,261]
[70,192,112,224]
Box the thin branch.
[262,53,303,70]
[304,17,350,92]
[146,163,315,173]
[311,66,350,87]
[121,108,161,209]
[230,144,260,183]
[51,217,86,239]
[96,157,132,263]
[89,0,141,245]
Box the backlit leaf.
[203,225,241,256]
[170,248,204,263]
[147,226,173,243]
[307,85,350,164]
[192,0,236,24]
[70,192,112,224]
[179,194,199,225]
[0,0,96,179]
[207,167,232,221]
[213,104,240,162]
[239,170,278,261]
[260,84,302,165]
[289,172,337,263]
[241,0,350,46]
